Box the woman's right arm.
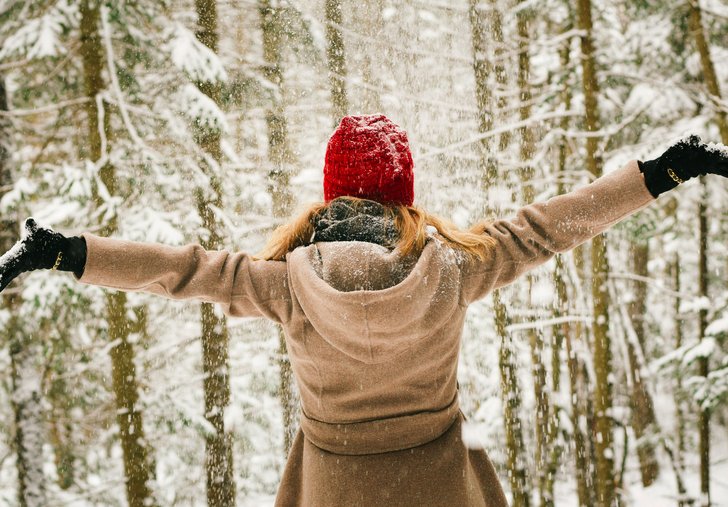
[76,233,292,322]
[0,222,291,323]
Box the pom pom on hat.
[323,114,415,206]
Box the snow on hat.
[323,114,415,206]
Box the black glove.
[638,135,728,197]
[0,218,87,293]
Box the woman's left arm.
[461,136,728,304]
[76,233,291,322]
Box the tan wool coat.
[77,161,655,506]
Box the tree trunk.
[697,181,710,507]
[490,1,510,152]
[192,1,237,504]
[672,250,690,507]
[494,290,531,507]
[627,243,660,486]
[8,326,48,507]
[688,1,728,143]
[325,0,348,123]
[516,6,555,504]
[356,0,383,113]
[260,0,299,456]
[556,42,593,505]
[79,3,155,506]
[468,4,529,504]
[1,76,48,507]
[688,4,726,502]
[468,0,497,186]
[575,0,615,504]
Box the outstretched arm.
[76,233,291,321]
[461,136,728,304]
[0,223,291,322]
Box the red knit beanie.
[323,114,414,206]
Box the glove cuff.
[638,158,681,198]
[56,236,87,277]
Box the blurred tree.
[469,2,529,505]
[552,30,594,507]
[575,0,615,504]
[1,70,49,507]
[260,0,299,455]
[79,2,156,505]
[325,0,349,123]
[191,0,237,505]
[516,4,559,505]
[687,3,726,504]
[626,237,660,487]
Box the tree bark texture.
[576,0,615,504]
[355,0,384,113]
[260,0,299,456]
[688,1,728,144]
[2,76,49,507]
[627,243,660,486]
[325,0,349,124]
[697,181,711,507]
[554,44,592,504]
[193,1,237,504]
[494,290,531,507]
[468,0,497,186]
[517,7,556,504]
[489,1,510,152]
[79,3,156,506]
[688,3,725,501]
[8,327,48,507]
[469,5,529,503]
[672,251,690,507]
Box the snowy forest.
[0,0,727,506]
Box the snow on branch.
[178,83,228,133]
[0,11,66,60]
[166,22,228,84]
[504,314,590,333]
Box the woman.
[1,114,727,506]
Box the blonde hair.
[257,196,497,262]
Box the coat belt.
[299,395,460,455]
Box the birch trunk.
[79,3,155,505]
[260,0,299,455]
[192,2,236,504]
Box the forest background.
[0,0,727,506]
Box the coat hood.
[286,239,463,364]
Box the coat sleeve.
[75,233,292,323]
[460,160,656,304]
